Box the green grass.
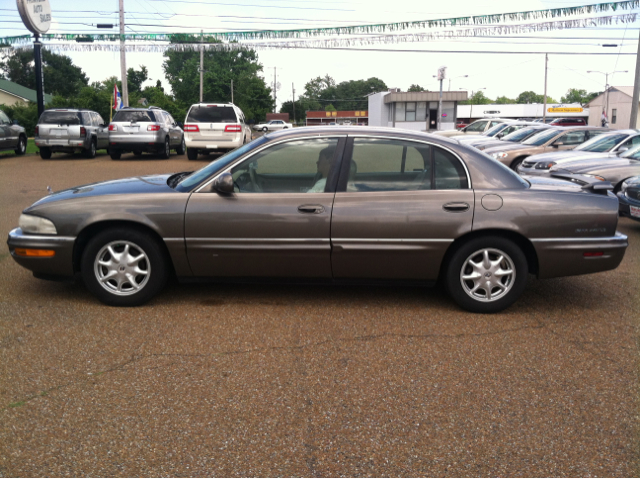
[26,138,38,154]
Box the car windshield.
[484,123,510,137]
[464,121,488,132]
[39,111,81,125]
[113,110,156,122]
[187,106,237,123]
[175,136,269,192]
[574,133,628,152]
[502,127,541,142]
[523,128,561,146]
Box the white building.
[368,90,468,131]
[457,103,588,122]
[585,86,636,129]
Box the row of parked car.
[440,118,640,222]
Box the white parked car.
[183,103,251,160]
[253,120,292,132]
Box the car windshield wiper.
[167,171,194,189]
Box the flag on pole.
[113,84,123,110]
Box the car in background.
[35,109,108,159]
[616,176,640,221]
[465,125,552,151]
[7,126,628,314]
[252,119,293,132]
[456,121,468,129]
[517,130,640,175]
[433,118,511,137]
[455,121,540,145]
[0,109,27,156]
[483,126,608,170]
[183,103,251,160]
[108,106,185,160]
[548,118,588,127]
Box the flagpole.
[110,91,113,123]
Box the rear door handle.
[443,202,470,212]
[298,204,325,214]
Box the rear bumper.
[185,137,242,150]
[532,232,628,279]
[108,141,165,152]
[35,137,89,150]
[6,228,76,277]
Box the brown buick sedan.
[7,127,628,313]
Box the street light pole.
[630,31,640,128]
[588,70,628,125]
[118,0,128,107]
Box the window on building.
[393,102,428,122]
[405,102,416,121]
[612,109,617,124]
[395,102,405,122]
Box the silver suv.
[108,106,185,160]
[35,109,108,159]
[0,110,27,156]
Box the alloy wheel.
[94,241,151,296]
[459,248,515,302]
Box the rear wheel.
[176,136,186,155]
[510,156,526,171]
[39,147,52,159]
[187,147,198,160]
[15,135,26,155]
[81,228,169,306]
[262,126,268,132]
[160,137,170,159]
[110,150,121,160]
[84,139,97,159]
[445,236,528,313]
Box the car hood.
[552,157,638,174]
[525,150,615,164]
[482,142,535,154]
[28,174,178,209]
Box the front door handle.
[298,204,325,214]
[443,202,470,213]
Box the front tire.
[445,236,528,313]
[176,136,186,155]
[510,157,526,171]
[262,126,268,132]
[39,147,52,159]
[15,135,26,155]
[187,147,198,160]
[81,228,169,307]
[160,137,170,159]
[84,139,97,159]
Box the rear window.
[187,106,237,123]
[112,110,156,122]
[39,111,81,125]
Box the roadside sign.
[16,0,52,35]
[548,107,583,113]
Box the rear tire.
[110,151,122,160]
[39,147,52,159]
[445,236,528,314]
[187,147,198,160]
[81,228,169,307]
[510,157,526,171]
[15,135,26,155]
[160,137,171,159]
[84,139,97,159]
[176,136,186,155]
[262,126,268,132]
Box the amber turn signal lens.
[14,248,55,257]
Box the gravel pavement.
[0,150,639,476]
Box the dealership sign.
[16,0,51,35]
[548,107,583,113]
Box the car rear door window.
[187,106,237,123]
[230,138,339,193]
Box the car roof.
[190,103,236,108]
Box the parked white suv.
[183,103,251,160]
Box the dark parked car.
[549,118,588,127]
[616,176,640,221]
[7,127,628,313]
[0,110,27,156]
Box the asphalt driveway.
[0,151,638,476]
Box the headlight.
[491,152,509,159]
[19,214,57,235]
[621,180,631,192]
[582,174,607,182]
[535,161,556,170]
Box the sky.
[2,0,640,108]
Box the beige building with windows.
[585,86,638,129]
[0,79,52,107]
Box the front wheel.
[445,236,528,313]
[84,139,97,159]
[39,147,52,159]
[15,135,26,155]
[159,137,171,159]
[176,136,186,155]
[262,126,268,132]
[510,157,526,171]
[81,228,169,306]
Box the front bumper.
[7,228,76,277]
[617,191,640,221]
[532,232,628,279]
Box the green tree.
[515,91,556,104]
[279,99,309,124]
[127,65,149,94]
[304,75,336,99]
[0,48,88,97]
[561,88,602,106]
[325,104,337,111]
[0,102,39,136]
[495,96,515,104]
[163,37,274,121]
[460,91,493,105]
[407,84,424,92]
[299,76,386,111]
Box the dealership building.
[305,110,369,126]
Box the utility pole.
[292,83,296,125]
[274,67,277,113]
[199,30,204,103]
[437,66,446,130]
[630,30,640,128]
[231,79,234,104]
[118,0,128,107]
[33,35,44,118]
[543,53,548,123]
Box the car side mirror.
[553,141,564,148]
[177,122,183,129]
[212,173,234,194]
